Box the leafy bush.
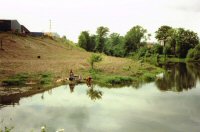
[106,76,133,85]
[89,54,103,69]
[187,49,195,58]
[142,73,156,82]
[151,44,163,54]
[40,73,53,85]
[163,45,171,57]
[145,51,151,58]
[187,44,200,61]
[137,47,148,58]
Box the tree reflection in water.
[156,62,200,92]
[87,85,103,101]
[68,82,103,101]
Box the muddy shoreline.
[0,82,66,106]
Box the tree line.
[78,25,200,61]
[155,26,199,58]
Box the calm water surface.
[0,63,200,132]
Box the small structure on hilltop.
[21,25,30,34]
[30,32,44,37]
[0,19,60,38]
[0,19,24,33]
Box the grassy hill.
[0,33,162,87]
[0,33,88,79]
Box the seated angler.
[69,69,74,81]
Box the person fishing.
[69,69,74,81]
[86,76,92,87]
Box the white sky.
[1,0,200,42]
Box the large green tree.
[175,28,199,58]
[78,31,90,50]
[155,25,172,47]
[89,35,96,51]
[78,31,96,51]
[104,33,125,57]
[166,28,177,56]
[124,25,147,55]
[95,26,109,52]
[156,26,199,58]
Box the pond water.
[0,63,200,132]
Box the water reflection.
[41,93,44,100]
[156,63,200,92]
[68,83,103,101]
[87,85,103,101]
[0,79,200,131]
[187,63,200,80]
[69,83,75,93]
[0,94,20,106]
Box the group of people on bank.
[69,69,92,86]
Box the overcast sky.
[1,0,200,42]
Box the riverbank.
[0,33,163,96]
[0,57,162,96]
[142,55,186,65]
[151,55,199,63]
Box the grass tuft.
[142,73,156,82]
[39,73,53,85]
[2,73,29,86]
[2,72,54,87]
[106,76,133,85]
